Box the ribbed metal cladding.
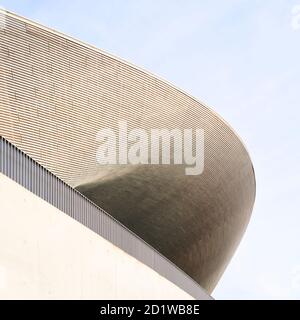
[0,136,211,300]
[0,9,256,293]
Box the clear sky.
[1,0,299,299]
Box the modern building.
[0,9,256,299]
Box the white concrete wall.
[0,173,193,299]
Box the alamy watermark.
[96,121,204,175]
[291,5,300,30]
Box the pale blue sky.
[1,0,299,299]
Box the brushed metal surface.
[0,10,256,293]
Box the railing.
[0,136,211,300]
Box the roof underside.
[0,10,255,293]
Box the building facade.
[0,9,255,299]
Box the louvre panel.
[0,9,255,295]
[0,12,249,188]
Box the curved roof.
[0,9,255,294]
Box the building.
[0,9,255,299]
